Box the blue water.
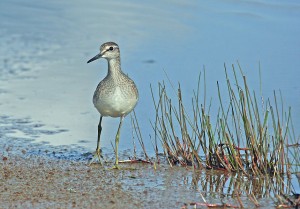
[0,0,299,154]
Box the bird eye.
[109,46,114,51]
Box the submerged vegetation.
[141,63,300,207]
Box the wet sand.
[1,137,295,209]
[0,154,143,209]
[0,139,193,209]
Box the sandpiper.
[87,42,138,168]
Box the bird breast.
[93,84,138,117]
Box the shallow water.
[0,0,299,206]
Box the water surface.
[0,0,299,160]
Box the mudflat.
[0,154,144,208]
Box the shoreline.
[0,138,187,209]
[0,152,143,208]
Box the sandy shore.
[0,154,144,208]
[2,139,297,209]
[0,136,198,209]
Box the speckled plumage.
[93,57,138,117]
[87,42,138,167]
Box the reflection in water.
[193,170,289,198]
[186,170,295,207]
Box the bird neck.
[107,58,122,77]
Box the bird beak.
[87,53,102,63]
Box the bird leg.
[110,116,124,169]
[89,116,103,165]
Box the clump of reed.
[151,63,299,177]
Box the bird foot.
[108,164,120,170]
[88,149,103,166]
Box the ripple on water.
[0,30,61,81]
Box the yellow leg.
[111,116,124,169]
